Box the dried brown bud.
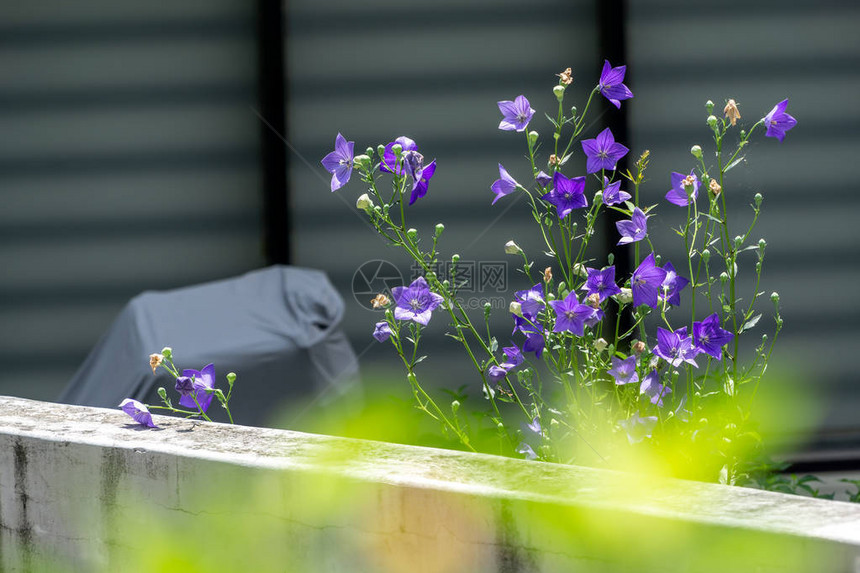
[371,293,390,309]
[548,154,560,166]
[543,267,553,283]
[149,353,163,373]
[709,179,722,196]
[586,293,600,308]
[724,99,741,126]
[632,341,646,355]
[557,67,573,85]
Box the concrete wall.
[1,396,860,572]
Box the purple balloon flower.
[631,253,668,309]
[535,171,553,188]
[542,172,588,219]
[581,127,629,174]
[513,317,546,358]
[380,136,417,175]
[514,283,545,319]
[373,321,392,342]
[693,313,734,360]
[498,95,535,132]
[380,137,436,204]
[119,398,157,428]
[616,207,648,245]
[582,266,621,302]
[179,364,216,412]
[660,262,689,307]
[607,356,639,386]
[500,345,524,370]
[391,277,444,326]
[516,442,538,460]
[619,413,657,444]
[549,292,596,336]
[763,99,797,143]
[666,170,700,206]
[487,365,508,383]
[320,133,354,192]
[653,327,698,368]
[640,370,672,407]
[491,164,519,205]
[174,376,195,397]
[601,177,631,206]
[598,60,634,109]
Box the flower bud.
[406,228,418,241]
[755,261,761,273]
[701,249,711,263]
[365,146,374,158]
[353,154,371,169]
[504,240,523,255]
[161,347,172,359]
[509,301,523,317]
[572,263,588,278]
[632,340,647,354]
[435,223,445,236]
[528,131,539,146]
[594,338,608,352]
[690,145,703,159]
[546,292,556,301]
[356,193,374,212]
[758,238,767,251]
[552,85,566,101]
[720,272,729,284]
[754,193,763,206]
[376,144,386,158]
[593,190,603,205]
[734,235,744,249]
[451,254,460,264]
[451,400,460,414]
[226,372,237,384]
[771,291,780,306]
[616,288,633,305]
[157,387,167,400]
[705,100,715,114]
[707,115,718,128]
[570,106,577,117]
[392,143,403,156]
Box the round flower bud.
[616,288,633,305]
[593,190,603,205]
[504,240,523,255]
[690,145,703,159]
[365,146,374,158]
[451,400,460,414]
[705,100,715,114]
[353,154,371,169]
[734,235,743,249]
[406,228,418,241]
[356,193,374,212]
[707,115,718,128]
[451,254,460,263]
[701,249,711,263]
[594,338,608,352]
[226,372,237,384]
[528,131,539,146]
[570,106,577,116]
[552,85,566,101]
[435,223,445,236]
[546,292,556,301]
[754,193,763,206]
[771,291,780,305]
[157,387,167,400]
[392,143,403,156]
[720,272,729,284]
[758,238,767,251]
[509,301,523,317]
[161,347,173,359]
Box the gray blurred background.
[1,0,858,457]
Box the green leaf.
[724,155,745,173]
[739,313,762,333]
[489,337,499,353]
[723,376,735,397]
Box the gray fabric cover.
[57,266,360,427]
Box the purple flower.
[653,327,698,368]
[513,316,546,358]
[542,172,587,219]
[179,363,216,412]
[320,133,354,192]
[391,277,444,326]
[763,99,797,143]
[516,442,538,460]
[616,207,648,245]
[379,136,417,175]
[174,376,194,397]
[631,253,668,309]
[380,137,436,204]
[407,157,436,205]
[619,413,657,444]
[601,177,631,206]
[523,417,542,435]
[549,292,596,336]
[582,266,621,302]
[487,365,508,383]
[598,60,633,109]
[373,321,392,342]
[514,284,545,319]
[607,356,639,385]
[498,95,535,132]
[692,313,734,360]
[119,399,157,428]
[640,370,672,407]
[535,171,552,188]
[666,170,700,206]
[660,262,689,307]
[491,164,519,205]
[581,127,629,174]
[500,345,524,370]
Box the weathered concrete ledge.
[1,396,860,572]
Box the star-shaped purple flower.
[179,363,216,412]
[640,370,672,407]
[666,170,700,206]
[597,60,634,109]
[373,321,392,342]
[119,399,157,428]
[616,207,648,245]
[581,127,629,174]
[498,95,535,132]
[491,164,519,205]
[631,253,667,309]
[763,99,797,143]
[660,262,689,307]
[542,172,587,219]
[320,133,354,192]
[692,313,734,360]
[392,277,444,326]
[514,284,545,319]
[607,356,639,385]
[582,266,621,302]
[653,327,698,368]
[549,292,596,336]
[601,177,631,206]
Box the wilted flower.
[542,267,553,283]
[371,293,390,309]
[320,133,354,192]
[149,353,163,373]
[597,60,634,109]
[724,99,741,126]
[763,99,797,142]
[632,340,647,354]
[581,127,629,174]
[548,154,560,166]
[119,399,157,428]
[557,67,573,85]
[709,179,722,196]
[498,95,535,132]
